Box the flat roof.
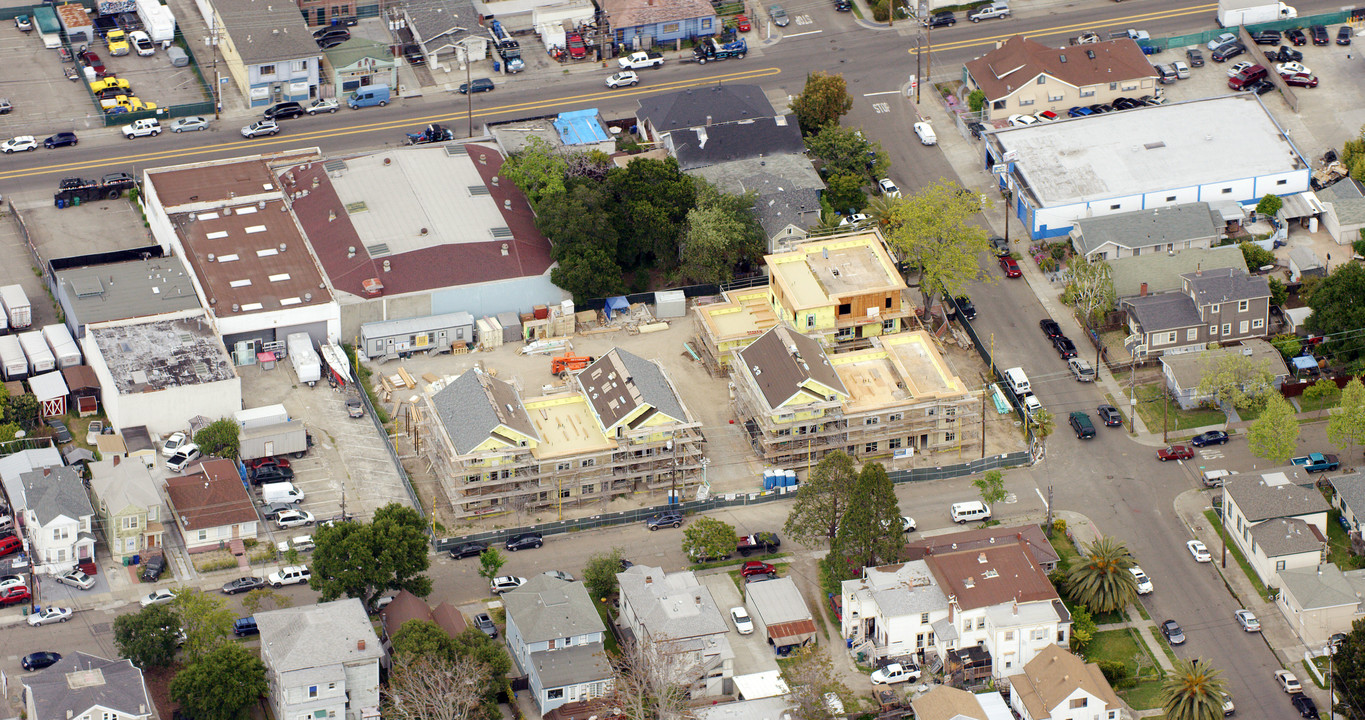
[767,232,904,311]
[829,331,970,412]
[88,316,237,393]
[523,392,614,459]
[994,95,1305,207]
[696,289,778,344]
[147,155,313,209]
[56,257,202,328]
[171,199,332,317]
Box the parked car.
[646,512,683,530]
[161,431,188,457]
[954,296,976,320]
[1338,26,1352,45]
[140,554,168,582]
[489,575,526,594]
[1276,61,1312,76]
[55,568,96,590]
[0,535,20,557]
[170,116,209,132]
[1272,45,1303,62]
[1069,412,1095,439]
[44,132,78,149]
[165,445,202,472]
[741,561,777,579]
[46,419,72,444]
[14,15,31,31]
[1157,445,1194,461]
[0,574,25,592]
[544,570,574,582]
[879,178,901,197]
[27,606,73,626]
[275,509,314,529]
[1007,113,1037,127]
[221,576,266,595]
[449,541,488,559]
[1234,609,1261,632]
[926,11,955,27]
[1040,318,1062,338]
[307,98,339,114]
[1311,25,1329,45]
[241,120,280,138]
[249,467,295,485]
[1250,30,1281,45]
[246,457,292,471]
[1284,73,1319,88]
[999,256,1021,277]
[1190,431,1229,446]
[267,565,311,587]
[474,612,498,637]
[1187,539,1211,562]
[870,663,921,684]
[1067,106,1093,118]
[1207,33,1238,50]
[263,102,305,120]
[606,71,639,88]
[129,30,155,55]
[1161,619,1186,644]
[1172,60,1191,79]
[233,616,259,636]
[1292,693,1320,719]
[1096,405,1122,426]
[1129,566,1153,594]
[768,4,788,26]
[1186,48,1204,67]
[1211,42,1246,62]
[730,606,754,634]
[1,136,37,153]
[21,652,61,671]
[1276,670,1303,693]
[1225,60,1255,78]
[505,534,543,551]
[1285,27,1307,45]
[140,588,177,607]
[458,78,495,94]
[1053,336,1077,359]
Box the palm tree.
[1026,408,1054,460]
[1065,536,1138,614]
[865,195,899,229]
[1161,658,1228,720]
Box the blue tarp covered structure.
[604,296,629,319]
[553,109,611,146]
[1292,355,1318,373]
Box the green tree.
[5,391,38,432]
[391,618,458,660]
[193,418,239,459]
[805,124,888,182]
[1329,377,1365,458]
[605,157,696,270]
[171,588,234,663]
[783,451,858,549]
[1027,408,1055,456]
[832,462,903,570]
[780,646,854,720]
[679,203,748,285]
[884,180,991,309]
[309,503,431,610]
[967,89,986,113]
[477,548,506,590]
[450,628,513,720]
[1308,262,1365,361]
[1196,352,1275,412]
[169,644,267,720]
[550,243,628,304]
[1267,276,1288,307]
[1270,333,1301,359]
[583,547,627,601]
[790,71,853,135]
[1331,619,1365,719]
[1065,536,1139,614]
[1255,193,1284,218]
[1240,241,1275,271]
[1303,377,1338,417]
[973,470,1007,515]
[500,135,569,208]
[824,173,868,213]
[113,604,181,670]
[1160,658,1228,720]
[1069,606,1096,653]
[240,587,292,615]
[1065,256,1115,326]
[682,517,737,563]
[1247,393,1300,463]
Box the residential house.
[905,524,1061,574]
[1069,203,1224,260]
[503,575,613,714]
[164,458,259,553]
[604,0,718,50]
[840,561,950,663]
[617,565,734,697]
[985,95,1310,240]
[1109,246,1248,303]
[765,231,914,343]
[1329,473,1365,533]
[212,0,322,108]
[1121,268,1271,358]
[693,287,779,374]
[634,85,775,144]
[0,446,62,484]
[3,466,95,574]
[256,599,384,720]
[744,577,817,650]
[964,35,1158,122]
[324,39,399,97]
[399,0,479,70]
[422,348,703,519]
[23,652,152,720]
[377,589,467,663]
[913,686,1016,720]
[1221,471,1331,587]
[1274,563,1365,647]
[1317,178,1365,245]
[1159,339,1290,410]
[88,458,166,563]
[1289,246,1326,282]
[1008,645,1121,720]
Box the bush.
[870,0,890,21]
[968,89,986,113]
[1097,659,1130,684]
[1051,518,1068,535]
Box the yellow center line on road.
[0,66,782,182]
[921,3,1220,53]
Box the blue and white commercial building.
[985,95,1311,240]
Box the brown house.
[965,35,1159,121]
[1121,267,1272,357]
[164,458,258,553]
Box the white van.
[1003,367,1030,396]
[1022,393,1043,416]
[261,482,305,505]
[951,500,992,524]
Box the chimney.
[113,455,121,466]
[1140,282,1148,297]
[706,115,713,126]
[358,639,366,650]
[645,575,653,584]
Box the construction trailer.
[359,311,474,360]
[286,332,321,386]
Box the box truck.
[286,332,321,386]
[1217,0,1296,26]
[0,335,27,380]
[0,285,31,329]
[18,331,55,374]
[41,324,81,369]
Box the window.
[1221,188,1233,194]
[945,431,956,442]
[1239,300,1249,312]
[864,442,878,452]
[921,612,931,623]
[1210,304,1220,314]
[1048,93,1063,102]
[1005,630,1014,641]
[993,100,1006,110]
[582,484,595,494]
[54,527,68,540]
[1210,325,1219,335]
[1037,76,1046,84]
[889,438,903,450]
[1109,82,1118,90]
[1222,323,1232,336]
[888,412,903,421]
[977,618,986,630]
[1277,179,1287,186]
[1032,628,1047,640]
[882,319,896,332]
[662,22,680,33]
[1110,204,1121,210]
[291,60,306,73]
[1239,321,1249,334]
[1080,88,1095,97]
[328,683,335,690]
[837,303,852,316]
[309,686,318,698]
[1166,195,1177,202]
[1253,318,1264,329]
[945,406,956,417]
[557,462,571,471]
[1163,332,1178,345]
[197,530,208,541]
[806,314,816,328]
[1187,329,1198,342]
[865,417,880,426]
[1276,559,1286,570]
[260,64,276,75]
[1070,698,1089,709]
[560,489,571,499]
[581,458,595,467]
[1019,97,1035,106]
[702,18,712,29]
[548,689,565,700]
[916,632,928,648]
[1058,629,1067,642]
[122,516,140,530]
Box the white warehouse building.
[985,94,1311,240]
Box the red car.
[1157,445,1194,462]
[1284,73,1318,88]
[78,49,107,78]
[0,585,30,607]
[566,31,586,59]
[0,535,20,557]
[735,14,751,31]
[740,561,776,578]
[245,457,292,471]
[999,256,1021,278]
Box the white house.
[256,599,384,720]
[3,466,95,575]
[617,565,734,697]
[1009,645,1121,720]
[1275,564,1365,648]
[1222,472,1330,588]
[503,574,613,714]
[840,561,950,662]
[212,0,321,108]
[1160,339,1290,410]
[23,652,152,720]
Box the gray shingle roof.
[1279,564,1361,610]
[737,325,846,410]
[24,652,151,720]
[668,117,805,171]
[430,369,539,455]
[689,154,825,239]
[1121,293,1202,333]
[617,566,729,641]
[1249,517,1324,558]
[1111,246,1248,300]
[1332,473,1365,522]
[88,458,160,517]
[1226,475,1330,522]
[529,644,613,689]
[844,561,948,619]
[1319,178,1365,225]
[503,574,604,644]
[1072,203,1221,257]
[636,85,776,136]
[256,598,383,674]
[405,0,476,49]
[580,349,689,430]
[1182,268,1270,305]
[1160,339,1289,392]
[20,466,93,525]
[214,0,321,65]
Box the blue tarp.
[553,109,611,146]
[604,296,629,319]
[1292,355,1318,372]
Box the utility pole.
[1162,390,1169,444]
[1128,354,1138,436]
[1045,485,1053,535]
[914,37,921,103]
[979,383,987,459]
[211,14,220,119]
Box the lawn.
[594,600,620,655]
[1119,678,1167,710]
[1325,507,1365,570]
[1203,510,1273,601]
[1134,383,1227,433]
[1087,628,1163,680]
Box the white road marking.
[872,102,891,113]
[782,30,823,38]
[1035,487,1047,506]
[863,90,901,96]
[795,15,814,25]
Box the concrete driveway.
[699,571,779,676]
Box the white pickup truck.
[618,51,664,69]
[121,118,161,139]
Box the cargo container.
[0,335,27,380]
[18,330,55,374]
[0,285,31,329]
[286,332,321,386]
[41,324,81,369]
[239,420,308,461]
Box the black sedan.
[448,541,488,559]
[1292,693,1319,719]
[250,467,295,485]
[1338,26,1353,45]
[22,652,61,671]
[1039,318,1062,338]
[459,78,495,94]
[1097,404,1122,426]
[954,296,977,320]
[926,11,954,27]
[1272,45,1303,62]
[1311,25,1329,45]
[221,576,266,595]
[1285,27,1307,45]
[505,533,543,551]
[1190,430,1230,447]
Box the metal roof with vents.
[55,257,203,333]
